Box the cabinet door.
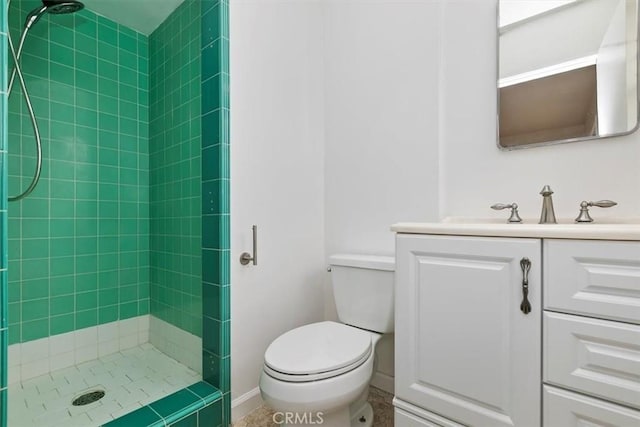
[396,235,541,427]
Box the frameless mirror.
[498,0,639,149]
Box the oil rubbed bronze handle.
[520,257,531,314]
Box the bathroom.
[1,0,639,426]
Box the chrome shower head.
[43,1,85,15]
[25,0,84,29]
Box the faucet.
[539,185,557,224]
[575,200,618,223]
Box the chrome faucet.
[491,203,522,223]
[575,200,618,223]
[539,185,557,224]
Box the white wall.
[229,0,326,418]
[323,0,441,257]
[323,0,442,391]
[442,0,640,220]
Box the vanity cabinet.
[394,232,640,427]
[395,234,542,427]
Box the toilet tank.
[329,254,395,334]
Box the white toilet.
[259,254,394,427]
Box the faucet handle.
[491,203,523,223]
[575,200,618,223]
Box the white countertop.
[391,218,640,241]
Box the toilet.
[259,254,394,427]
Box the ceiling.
[81,0,186,35]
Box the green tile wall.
[1,1,9,424]
[6,1,150,344]
[201,0,230,424]
[149,0,202,337]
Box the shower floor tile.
[8,343,201,427]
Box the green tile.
[21,278,49,300]
[22,318,49,341]
[198,399,223,427]
[119,301,137,319]
[76,69,97,92]
[51,295,74,316]
[76,51,98,74]
[97,40,117,64]
[98,305,118,323]
[21,239,49,259]
[50,43,74,65]
[50,62,75,86]
[50,257,75,277]
[76,291,97,311]
[76,309,97,329]
[22,298,49,321]
[75,32,97,55]
[50,314,75,335]
[187,382,221,404]
[103,406,162,427]
[50,276,74,296]
[149,389,202,420]
[170,413,197,427]
[21,259,49,280]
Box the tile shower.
[0,0,230,425]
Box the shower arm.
[6,0,43,202]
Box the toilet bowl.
[259,254,395,427]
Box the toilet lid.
[264,321,372,377]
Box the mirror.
[498,0,639,149]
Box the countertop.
[391,218,640,241]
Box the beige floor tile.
[234,386,394,427]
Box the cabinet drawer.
[544,239,640,324]
[544,385,640,427]
[544,311,640,409]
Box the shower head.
[43,1,85,15]
[25,0,84,29]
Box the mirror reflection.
[498,0,639,149]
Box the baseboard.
[231,387,263,422]
[371,371,394,395]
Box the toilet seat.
[264,321,373,382]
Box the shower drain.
[72,390,106,406]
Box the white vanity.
[391,221,640,427]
